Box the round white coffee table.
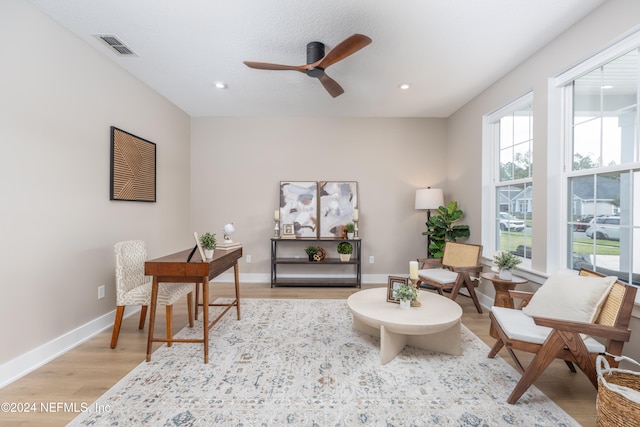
[347,287,462,364]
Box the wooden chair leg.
[187,291,194,328]
[166,305,173,347]
[507,330,565,404]
[488,338,505,359]
[110,306,125,349]
[139,305,148,329]
[565,361,577,372]
[464,276,483,314]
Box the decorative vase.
[499,269,512,280]
[347,232,354,239]
[339,254,351,262]
[399,300,411,310]
[308,254,315,261]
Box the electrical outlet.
[369,256,375,264]
[246,255,252,263]
[98,285,105,300]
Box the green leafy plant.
[395,284,418,302]
[305,245,318,256]
[337,241,353,255]
[345,223,355,233]
[199,232,217,250]
[422,201,470,258]
[493,250,522,270]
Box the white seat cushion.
[491,306,605,353]
[120,281,194,306]
[418,268,458,284]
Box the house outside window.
[483,93,533,261]
[558,40,640,286]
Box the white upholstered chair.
[488,268,636,404]
[110,240,194,349]
[416,242,483,313]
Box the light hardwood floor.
[0,283,597,426]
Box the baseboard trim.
[0,308,138,388]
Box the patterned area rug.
[69,299,579,426]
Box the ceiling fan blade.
[318,74,344,98]
[243,61,307,72]
[316,34,372,69]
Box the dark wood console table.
[270,238,361,287]
[144,246,242,363]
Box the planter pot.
[399,300,411,310]
[308,254,316,261]
[204,249,214,259]
[347,232,354,239]
[499,269,513,280]
[339,254,352,262]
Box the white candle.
[274,209,280,220]
[353,208,359,221]
[409,261,419,280]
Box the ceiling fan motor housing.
[306,41,325,77]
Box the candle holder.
[409,278,421,307]
[274,219,280,238]
[353,219,359,238]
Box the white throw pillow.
[522,270,617,323]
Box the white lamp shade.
[415,188,444,210]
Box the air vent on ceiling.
[94,34,137,56]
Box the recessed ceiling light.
[398,83,410,90]
[214,82,228,89]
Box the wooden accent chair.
[111,240,194,349]
[416,242,484,313]
[488,268,636,404]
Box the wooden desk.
[481,272,527,338]
[144,247,242,363]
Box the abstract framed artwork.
[319,181,358,238]
[387,276,408,303]
[279,181,318,238]
[110,126,156,202]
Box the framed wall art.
[279,181,318,238]
[319,181,358,238]
[110,126,156,202]
[387,276,408,303]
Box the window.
[559,39,640,286]
[483,93,533,261]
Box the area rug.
[69,299,579,426]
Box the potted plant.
[422,201,470,258]
[337,241,353,261]
[346,222,355,239]
[199,232,217,259]
[305,245,318,261]
[493,250,522,280]
[394,284,418,309]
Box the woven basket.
[596,355,640,426]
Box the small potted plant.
[199,232,217,259]
[305,245,318,261]
[493,250,522,280]
[346,223,355,239]
[394,284,418,309]
[337,241,353,261]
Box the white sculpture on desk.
[223,223,235,243]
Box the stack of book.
[217,241,242,251]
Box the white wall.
[0,0,191,373]
[445,0,640,361]
[190,117,447,279]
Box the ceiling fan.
[243,34,372,98]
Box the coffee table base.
[353,316,461,364]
